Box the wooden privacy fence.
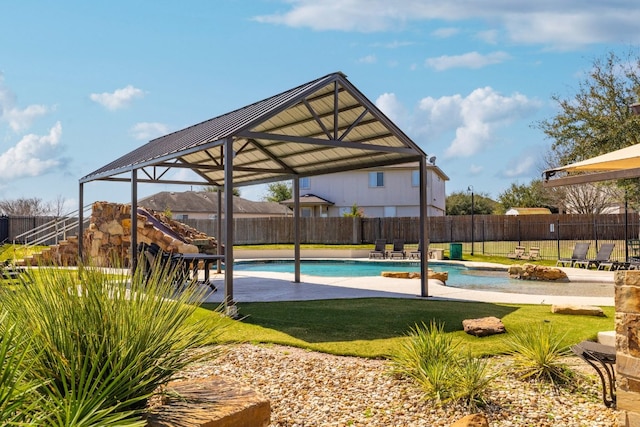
[181,213,640,245]
[3,212,639,248]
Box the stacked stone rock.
[615,270,640,426]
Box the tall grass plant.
[0,255,224,425]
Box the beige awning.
[543,144,640,187]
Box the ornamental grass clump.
[504,322,573,386]
[391,321,496,408]
[0,255,223,426]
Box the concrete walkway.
[199,263,615,307]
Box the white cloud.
[0,74,50,132]
[425,51,510,71]
[374,92,408,126]
[502,155,536,177]
[469,164,484,175]
[432,27,459,38]
[0,122,63,179]
[90,85,145,110]
[357,54,377,64]
[130,122,170,140]
[253,1,640,49]
[412,87,541,158]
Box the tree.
[201,186,240,196]
[0,197,52,216]
[342,203,364,218]
[537,49,640,205]
[445,192,497,215]
[265,182,292,203]
[497,180,557,213]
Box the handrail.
[12,204,93,247]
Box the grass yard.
[197,298,614,358]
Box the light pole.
[468,186,474,255]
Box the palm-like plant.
[1,255,223,425]
[504,322,573,386]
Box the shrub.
[391,321,496,408]
[504,322,573,386]
[0,312,43,425]
[0,256,223,425]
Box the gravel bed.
[179,343,618,427]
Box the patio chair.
[409,241,422,259]
[556,242,591,267]
[388,239,406,259]
[369,239,387,259]
[0,260,31,285]
[507,245,526,259]
[138,242,188,286]
[522,247,540,261]
[574,243,615,269]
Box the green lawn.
[196,298,614,358]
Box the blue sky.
[1,1,640,211]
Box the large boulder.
[462,316,506,337]
[450,413,489,427]
[551,304,605,316]
[508,263,568,281]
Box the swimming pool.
[233,259,613,297]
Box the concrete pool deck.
[199,260,616,307]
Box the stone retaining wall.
[616,270,640,426]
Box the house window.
[411,170,419,187]
[301,207,312,217]
[300,177,310,189]
[177,214,189,220]
[368,172,384,187]
[383,206,396,217]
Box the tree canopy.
[445,191,497,215]
[497,180,558,213]
[265,182,292,203]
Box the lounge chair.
[0,260,31,285]
[507,246,526,259]
[369,239,387,259]
[574,243,615,269]
[522,247,540,261]
[556,242,591,267]
[388,239,406,259]
[409,241,422,259]
[138,242,188,286]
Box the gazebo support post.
[131,169,138,273]
[78,182,84,264]
[224,137,236,317]
[419,157,429,297]
[293,176,300,283]
[217,186,222,273]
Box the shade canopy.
[78,71,431,306]
[80,72,426,187]
[543,144,640,187]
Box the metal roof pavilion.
[78,71,430,313]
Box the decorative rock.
[508,263,568,281]
[380,270,448,283]
[462,316,506,337]
[551,304,605,316]
[450,413,489,427]
[146,375,271,427]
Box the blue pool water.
[234,259,505,287]
[232,259,614,296]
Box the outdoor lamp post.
[468,185,474,255]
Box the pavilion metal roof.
[80,71,426,187]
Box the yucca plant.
[504,322,573,386]
[1,254,224,425]
[0,312,45,425]
[391,321,496,407]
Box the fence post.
[556,220,560,260]
[481,219,485,254]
